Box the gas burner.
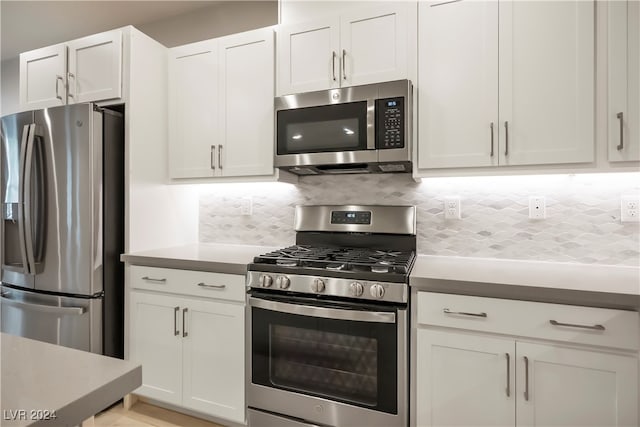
[276,259,298,267]
[371,266,389,273]
[325,263,346,271]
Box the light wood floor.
[94,401,226,427]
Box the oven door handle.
[249,297,396,324]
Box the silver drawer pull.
[443,308,487,318]
[142,276,167,283]
[197,282,226,290]
[549,320,605,331]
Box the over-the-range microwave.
[275,79,412,175]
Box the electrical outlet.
[444,197,461,219]
[621,195,640,222]
[529,196,546,219]
[240,196,253,216]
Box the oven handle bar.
[249,297,396,324]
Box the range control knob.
[259,274,273,288]
[349,282,364,297]
[276,275,290,289]
[370,284,385,299]
[311,278,326,293]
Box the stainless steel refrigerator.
[1,103,124,358]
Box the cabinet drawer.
[417,292,639,351]
[129,266,245,302]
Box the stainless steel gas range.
[246,205,416,427]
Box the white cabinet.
[168,27,275,179]
[19,28,122,110]
[608,0,640,162]
[128,266,245,423]
[277,4,409,95]
[418,0,594,170]
[414,292,639,427]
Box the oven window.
[276,101,368,155]
[251,303,398,414]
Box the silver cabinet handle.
[549,319,605,331]
[504,121,509,156]
[142,276,166,283]
[173,306,180,336]
[218,145,223,169]
[55,75,64,101]
[524,356,529,401]
[332,51,337,81]
[616,112,624,150]
[505,353,511,397]
[443,308,487,318]
[210,145,216,170]
[342,49,347,80]
[197,282,226,290]
[182,308,188,337]
[490,122,495,157]
[67,72,75,99]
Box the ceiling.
[0,1,221,61]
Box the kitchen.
[0,1,638,427]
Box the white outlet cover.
[240,196,253,216]
[529,196,546,219]
[444,197,461,219]
[621,195,640,222]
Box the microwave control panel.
[376,97,405,149]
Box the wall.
[200,172,640,266]
[0,57,19,115]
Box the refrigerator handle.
[0,292,86,316]
[17,124,31,275]
[22,124,41,275]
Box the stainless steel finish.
[549,319,605,331]
[0,285,102,353]
[443,308,488,318]
[173,306,180,336]
[370,283,385,298]
[22,124,37,274]
[366,99,376,150]
[142,276,166,283]
[505,353,511,397]
[55,75,64,101]
[248,304,408,427]
[524,356,529,401]
[218,144,223,170]
[490,122,495,156]
[249,297,396,323]
[294,204,417,235]
[67,72,76,99]
[332,51,337,81]
[276,275,290,289]
[210,145,216,170]
[504,121,509,156]
[17,124,30,276]
[259,274,273,288]
[182,308,188,337]
[247,271,409,304]
[248,408,323,427]
[197,282,226,290]
[311,278,325,293]
[342,49,347,80]
[349,281,364,297]
[617,112,624,150]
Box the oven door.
[248,292,407,427]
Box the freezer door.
[34,104,103,295]
[1,111,36,289]
[0,285,102,353]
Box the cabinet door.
[19,44,67,109]
[67,29,122,104]
[608,0,640,162]
[129,291,183,405]
[340,4,408,87]
[499,0,594,166]
[277,17,340,95]
[416,329,515,427]
[168,40,218,179]
[417,0,498,169]
[182,298,245,423]
[218,29,275,177]
[516,342,638,427]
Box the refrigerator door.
[0,285,102,353]
[33,104,103,296]
[1,111,36,289]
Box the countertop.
[410,255,640,310]
[1,334,141,426]
[120,243,279,275]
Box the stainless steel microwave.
[275,80,412,175]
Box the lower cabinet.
[415,292,639,427]
[128,266,245,424]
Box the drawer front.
[129,265,245,302]
[417,292,639,351]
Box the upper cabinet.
[276,4,409,95]
[168,27,275,180]
[608,0,640,162]
[418,0,595,170]
[19,28,122,110]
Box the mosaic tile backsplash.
[199,173,640,266]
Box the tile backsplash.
[199,172,640,266]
